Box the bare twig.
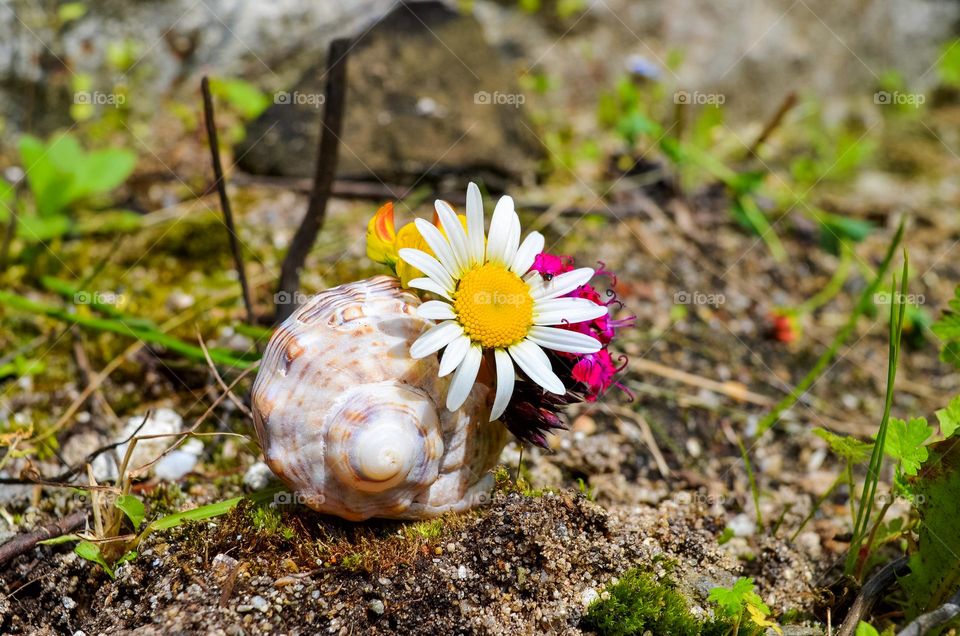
[897,587,960,636]
[836,556,910,636]
[0,511,87,565]
[71,329,120,428]
[198,333,253,419]
[746,91,798,159]
[631,357,775,407]
[0,206,15,272]
[276,38,351,322]
[128,362,258,477]
[201,75,255,325]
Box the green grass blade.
[754,220,904,437]
[0,290,255,368]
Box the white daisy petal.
[447,344,482,410]
[532,267,595,300]
[466,182,485,266]
[503,209,521,266]
[438,334,471,377]
[398,248,455,292]
[408,277,452,301]
[533,297,608,325]
[510,231,544,275]
[417,300,456,321]
[490,349,515,421]
[435,200,470,274]
[409,320,463,359]
[486,195,515,265]
[508,340,565,395]
[414,219,460,278]
[528,326,602,354]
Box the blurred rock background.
[2,0,957,182]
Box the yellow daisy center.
[453,263,533,348]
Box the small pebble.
[367,599,385,615]
[457,565,468,580]
[244,462,274,491]
[251,595,268,612]
[62,596,77,610]
[728,513,756,537]
[580,587,600,607]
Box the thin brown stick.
[201,75,255,325]
[276,38,351,322]
[746,91,798,158]
[897,587,960,636]
[198,333,252,418]
[836,556,910,636]
[0,511,87,565]
[0,207,16,272]
[71,330,120,428]
[128,361,258,477]
[630,357,775,407]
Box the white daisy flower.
[399,182,607,421]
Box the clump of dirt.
[0,489,816,635]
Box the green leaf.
[883,417,934,475]
[932,285,960,369]
[69,149,136,200]
[708,577,764,617]
[146,496,243,532]
[37,533,81,546]
[814,427,873,463]
[116,550,138,566]
[209,78,269,120]
[0,355,46,379]
[935,395,960,439]
[74,541,115,578]
[115,494,146,530]
[819,215,874,256]
[938,39,960,88]
[57,2,87,23]
[16,213,72,241]
[902,440,960,618]
[855,622,880,636]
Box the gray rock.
[236,1,542,185]
[250,595,269,612]
[243,461,274,491]
[0,0,396,132]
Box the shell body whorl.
[251,276,506,521]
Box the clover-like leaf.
[935,395,960,439]
[884,417,934,476]
[814,427,873,463]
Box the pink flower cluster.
[530,253,634,400]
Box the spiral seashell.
[251,275,506,520]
